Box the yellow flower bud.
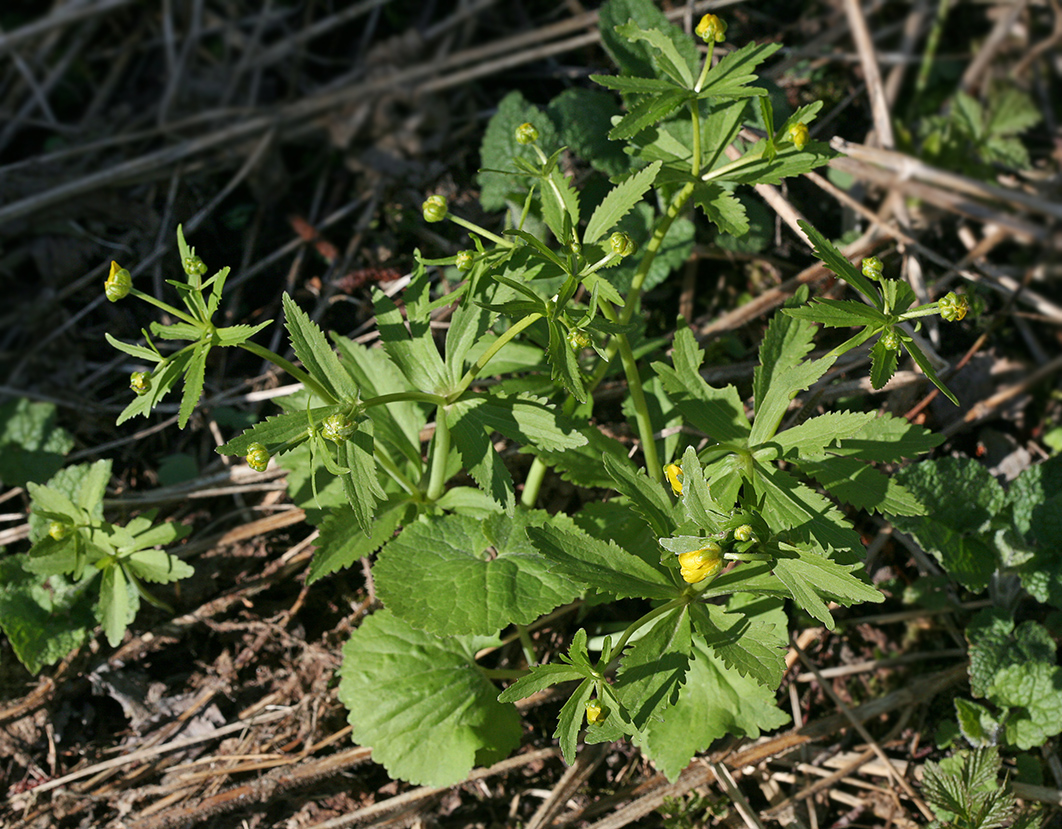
[321,413,356,443]
[105,261,132,302]
[734,524,754,543]
[246,442,270,472]
[861,256,884,281]
[664,463,683,496]
[787,122,809,151]
[609,231,636,258]
[939,292,969,322]
[585,699,608,725]
[48,520,70,541]
[455,250,475,272]
[695,13,727,43]
[678,543,722,584]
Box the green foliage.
[922,747,1042,829]
[0,459,193,670]
[0,398,73,486]
[81,0,974,787]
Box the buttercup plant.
[92,1,971,786]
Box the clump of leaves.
[922,747,1041,829]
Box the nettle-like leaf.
[373,511,580,636]
[337,609,521,787]
[987,661,1062,750]
[0,399,74,487]
[548,87,628,177]
[965,609,1055,699]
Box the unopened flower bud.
[787,122,809,151]
[939,291,969,322]
[678,543,722,584]
[609,231,636,258]
[129,371,152,396]
[695,13,727,43]
[880,328,901,351]
[422,194,448,223]
[321,413,356,443]
[733,524,754,543]
[246,442,270,472]
[183,255,207,277]
[664,463,684,495]
[585,699,608,725]
[861,256,884,281]
[105,261,132,302]
[567,328,591,351]
[455,250,475,272]
[48,520,70,541]
[515,122,539,145]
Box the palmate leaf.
[337,610,521,787]
[583,161,662,245]
[374,512,579,637]
[691,602,787,688]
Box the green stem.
[689,100,703,178]
[520,456,548,507]
[425,404,451,501]
[700,149,765,184]
[374,448,419,496]
[694,38,716,94]
[238,341,337,405]
[449,214,511,247]
[607,598,684,670]
[452,312,543,398]
[516,624,537,666]
[482,668,531,680]
[363,390,448,409]
[128,287,199,326]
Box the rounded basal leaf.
[373,511,579,636]
[338,610,521,787]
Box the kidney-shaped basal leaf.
[374,511,580,636]
[338,609,521,787]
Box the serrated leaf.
[584,161,661,245]
[692,183,748,237]
[989,662,1062,750]
[894,457,1005,534]
[0,556,95,674]
[178,344,208,429]
[216,408,319,456]
[797,220,881,308]
[526,523,676,600]
[340,421,385,535]
[212,320,272,347]
[713,141,835,185]
[773,411,878,458]
[965,609,1055,698]
[281,293,356,403]
[783,298,888,328]
[903,337,959,405]
[691,603,787,688]
[549,87,628,177]
[373,287,446,394]
[589,74,677,94]
[307,500,406,584]
[832,411,944,461]
[541,164,581,247]
[602,452,675,539]
[870,338,899,390]
[104,332,163,363]
[696,41,781,100]
[798,456,927,515]
[497,663,588,703]
[598,0,698,81]
[374,512,580,636]
[447,401,515,513]
[772,551,883,628]
[471,395,587,452]
[636,632,789,781]
[614,20,693,87]
[337,610,521,786]
[614,605,692,728]
[546,318,587,402]
[608,89,688,141]
[115,349,193,425]
[652,326,750,442]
